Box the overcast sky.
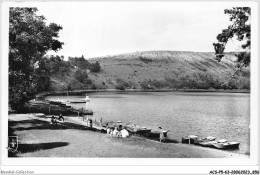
[36,1,242,59]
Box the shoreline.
[37,88,250,98]
[8,113,248,158]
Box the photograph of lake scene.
[6,1,252,159]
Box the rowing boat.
[126,124,152,135]
[212,141,240,149]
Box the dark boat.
[148,129,168,138]
[182,137,195,144]
[103,121,126,129]
[49,101,62,105]
[69,101,86,103]
[181,135,199,144]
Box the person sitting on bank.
[112,127,120,137]
[120,127,129,138]
[59,114,64,122]
[51,116,57,125]
[109,128,114,135]
[106,123,111,134]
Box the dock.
[21,99,93,116]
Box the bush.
[74,70,88,83]
[115,85,126,90]
[139,56,153,64]
[90,61,101,72]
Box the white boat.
[85,95,90,102]
[212,141,240,149]
[68,95,90,103]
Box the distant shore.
[37,88,250,98]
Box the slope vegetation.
[50,51,250,91]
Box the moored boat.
[126,124,152,135]
[182,135,198,144]
[68,95,90,103]
[212,141,240,149]
[148,129,168,138]
[193,136,216,145]
[49,101,62,105]
[69,101,86,103]
[198,140,218,147]
[103,121,126,129]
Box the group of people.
[106,124,129,138]
[50,114,64,125]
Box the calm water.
[46,91,250,155]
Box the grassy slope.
[50,51,250,91]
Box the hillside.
[50,51,250,91]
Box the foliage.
[74,70,88,83]
[68,55,90,70]
[213,7,250,66]
[46,55,70,76]
[140,81,155,90]
[9,8,63,109]
[115,85,126,90]
[68,56,101,72]
[34,57,51,92]
[90,61,101,72]
[139,56,153,64]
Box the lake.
[46,91,250,155]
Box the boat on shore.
[102,121,168,140]
[212,141,240,149]
[69,101,86,103]
[198,140,218,147]
[182,135,199,144]
[49,100,63,105]
[148,129,168,138]
[182,135,240,150]
[103,121,126,129]
[125,124,152,135]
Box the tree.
[9,8,63,109]
[90,61,101,72]
[213,7,250,86]
[74,70,88,83]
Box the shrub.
[74,70,88,83]
[139,56,153,64]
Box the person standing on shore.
[159,127,165,142]
[100,117,102,126]
[89,119,93,128]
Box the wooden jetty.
[22,99,93,116]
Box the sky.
[35,1,243,59]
